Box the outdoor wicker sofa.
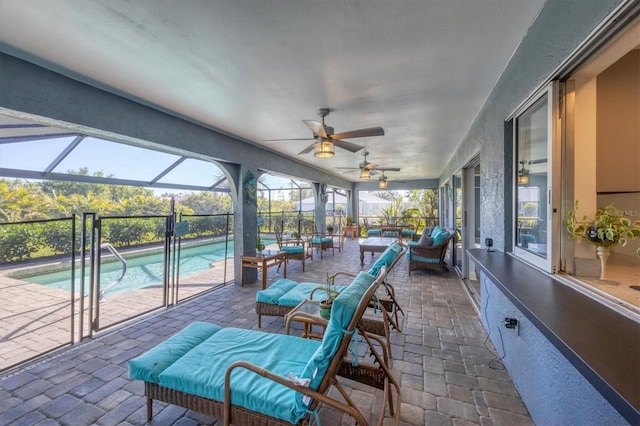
[129,266,400,425]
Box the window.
[561,18,639,311]
[511,83,559,273]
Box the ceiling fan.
[337,150,400,180]
[264,108,384,157]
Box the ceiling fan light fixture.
[378,177,388,189]
[359,169,371,180]
[313,140,334,158]
[518,160,529,185]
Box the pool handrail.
[99,242,127,299]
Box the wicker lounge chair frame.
[142,267,398,425]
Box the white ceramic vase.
[596,245,611,280]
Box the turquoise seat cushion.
[367,229,381,235]
[299,271,376,396]
[382,231,398,237]
[278,283,347,306]
[157,327,321,424]
[367,241,403,276]
[281,245,304,254]
[256,278,298,304]
[128,321,222,383]
[410,255,441,264]
[401,229,416,236]
[311,237,332,244]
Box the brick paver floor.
[0,238,533,425]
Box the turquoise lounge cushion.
[278,283,347,306]
[256,278,298,304]
[367,229,381,235]
[158,327,320,424]
[368,241,403,276]
[128,321,221,383]
[299,271,376,394]
[430,225,442,237]
[382,231,398,237]
[281,245,304,254]
[401,229,416,236]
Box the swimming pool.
[23,239,274,295]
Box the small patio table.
[241,250,287,290]
[358,237,397,266]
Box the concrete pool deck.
[0,254,242,371]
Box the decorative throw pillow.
[432,229,450,246]
[417,233,434,247]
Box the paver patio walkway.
[0,238,533,425]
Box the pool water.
[25,239,273,295]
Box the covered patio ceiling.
[0,1,545,185]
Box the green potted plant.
[345,216,354,226]
[567,201,640,279]
[316,274,340,319]
[326,223,334,234]
[256,235,265,252]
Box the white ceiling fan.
[264,108,384,157]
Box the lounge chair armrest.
[282,239,305,247]
[329,271,358,282]
[223,360,367,426]
[309,286,340,300]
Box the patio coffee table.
[241,250,287,289]
[359,237,397,266]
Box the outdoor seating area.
[0,237,533,425]
[129,267,397,425]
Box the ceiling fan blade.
[264,138,315,142]
[376,167,401,172]
[338,169,359,174]
[365,163,379,170]
[331,127,385,140]
[336,167,361,170]
[332,139,364,153]
[302,120,328,139]
[297,143,316,155]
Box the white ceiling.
[0,0,545,183]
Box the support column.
[314,183,328,233]
[235,168,259,284]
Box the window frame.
[511,82,562,273]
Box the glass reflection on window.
[516,96,548,258]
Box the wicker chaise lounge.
[129,267,399,425]
[255,241,406,332]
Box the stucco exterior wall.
[480,271,627,424]
[440,0,625,251]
